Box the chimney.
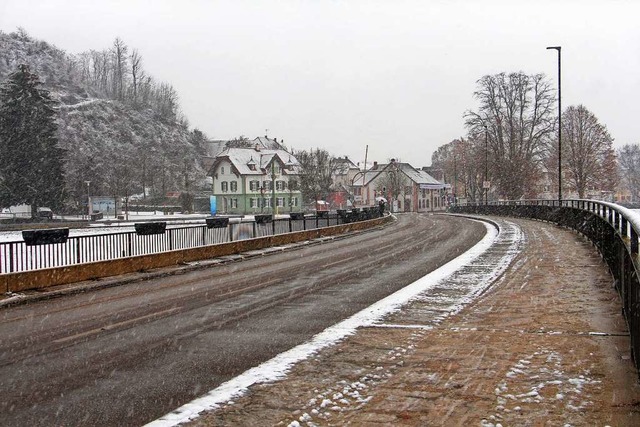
[373,161,378,169]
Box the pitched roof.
[395,163,442,185]
[354,161,444,188]
[204,140,227,157]
[210,147,300,176]
[252,136,287,151]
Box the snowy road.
[0,213,485,426]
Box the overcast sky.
[1,0,638,167]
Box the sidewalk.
[183,216,640,426]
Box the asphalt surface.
[188,217,640,427]
[0,213,485,427]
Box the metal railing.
[1,208,384,275]
[450,199,640,376]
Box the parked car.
[37,207,54,219]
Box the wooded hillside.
[0,28,209,210]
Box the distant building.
[207,137,302,215]
[327,156,361,209]
[352,160,447,212]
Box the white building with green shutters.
[208,140,302,215]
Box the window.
[276,180,285,191]
[250,198,258,208]
[263,180,272,191]
[221,167,225,175]
[290,197,298,207]
[230,181,238,192]
[263,198,272,208]
[250,180,259,191]
[221,181,228,192]
[277,197,285,207]
[230,198,238,208]
[249,164,256,171]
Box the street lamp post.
[484,125,488,205]
[453,148,457,205]
[547,45,562,203]
[84,180,91,219]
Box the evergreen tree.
[0,64,66,216]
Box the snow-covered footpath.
[146,217,519,427]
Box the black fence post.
[9,244,14,273]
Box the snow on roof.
[215,147,300,176]
[352,162,444,187]
[396,163,442,186]
[204,140,227,157]
[252,136,286,151]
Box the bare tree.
[559,105,615,198]
[618,143,640,202]
[77,51,92,84]
[296,148,337,205]
[153,82,178,120]
[375,162,408,211]
[89,49,110,94]
[111,38,128,101]
[465,72,556,200]
[431,138,485,202]
[129,49,142,106]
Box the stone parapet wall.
[1,215,393,293]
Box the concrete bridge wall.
[1,215,393,294]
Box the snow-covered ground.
[146,218,521,427]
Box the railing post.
[9,243,14,273]
[632,226,639,255]
[76,237,81,265]
[608,207,613,224]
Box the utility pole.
[484,125,488,205]
[362,145,368,206]
[271,160,276,234]
[453,147,457,205]
[547,45,562,203]
[85,181,91,219]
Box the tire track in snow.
[146,216,523,427]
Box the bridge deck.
[186,216,640,426]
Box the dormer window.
[247,156,257,171]
[285,157,295,170]
[221,167,225,175]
